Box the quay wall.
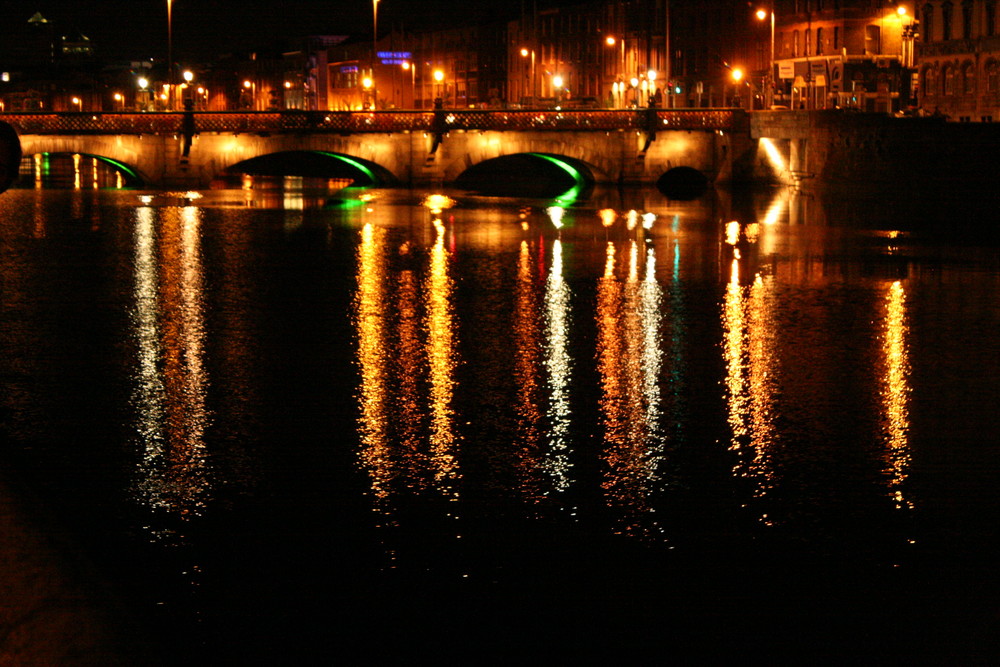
[752,110,1000,194]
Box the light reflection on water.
[0,183,998,660]
[131,204,212,526]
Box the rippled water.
[1,183,999,662]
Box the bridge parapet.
[1,109,741,135]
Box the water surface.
[1,183,999,662]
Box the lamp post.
[520,48,536,105]
[552,74,564,107]
[756,7,775,108]
[402,61,415,108]
[731,67,745,107]
[372,0,380,110]
[137,77,149,111]
[433,68,445,106]
[605,35,625,107]
[166,0,174,109]
[362,76,373,110]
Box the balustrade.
[1,109,738,135]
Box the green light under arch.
[528,152,588,205]
[315,151,379,186]
[39,151,143,186]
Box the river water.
[1,181,999,663]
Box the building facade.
[769,0,916,111]
[918,0,1000,119]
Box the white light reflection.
[543,239,572,490]
[722,251,778,521]
[760,137,787,174]
[514,240,547,501]
[426,219,459,494]
[597,240,664,538]
[132,204,213,523]
[882,280,912,510]
[355,222,394,504]
[546,206,565,229]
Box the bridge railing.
[1,109,741,135]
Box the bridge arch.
[19,135,151,186]
[223,150,395,187]
[454,152,596,199]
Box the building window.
[962,0,973,38]
[987,61,999,93]
[963,63,976,94]
[942,2,953,39]
[987,2,997,36]
[806,28,812,56]
[833,26,840,51]
[923,67,936,96]
[944,65,955,94]
[865,25,881,54]
[816,27,825,54]
[922,4,934,41]
[793,30,800,57]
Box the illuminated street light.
[433,68,445,105]
[520,47,536,104]
[183,70,193,83]
[606,35,625,107]
[372,0,380,110]
[731,68,744,82]
[71,96,82,111]
[401,61,415,108]
[167,0,174,107]
[756,6,775,108]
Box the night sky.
[0,0,546,61]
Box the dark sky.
[1,0,533,61]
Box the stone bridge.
[2,109,759,188]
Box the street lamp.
[433,68,445,105]
[182,69,193,107]
[605,35,625,107]
[372,0,380,110]
[243,79,256,110]
[552,74,564,106]
[520,47,536,105]
[401,61,415,108]
[166,0,174,107]
[731,67,745,108]
[756,6,775,108]
[362,76,373,110]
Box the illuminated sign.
[377,51,412,65]
[340,65,359,73]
